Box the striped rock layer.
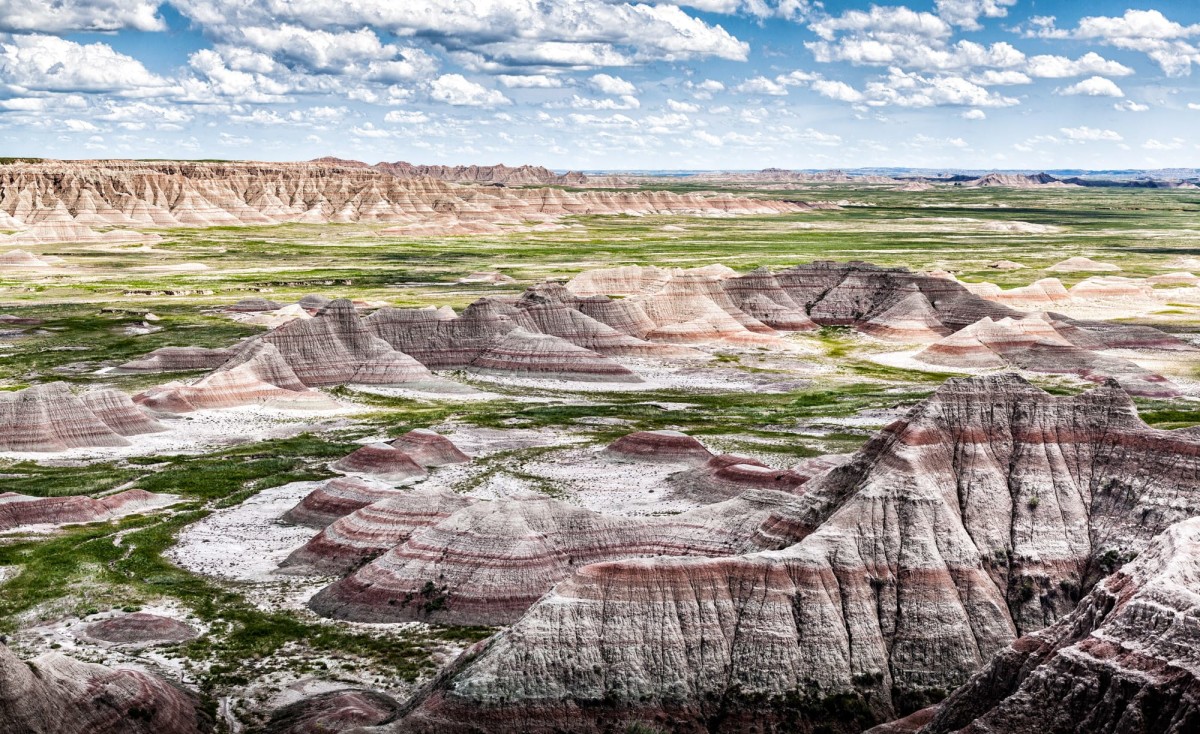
[0,489,170,532]
[281,487,478,575]
[390,374,1200,733]
[0,161,811,244]
[331,444,428,483]
[0,383,165,452]
[390,429,470,467]
[307,490,795,626]
[669,453,809,502]
[280,476,404,529]
[0,642,209,734]
[602,430,715,466]
[913,516,1200,734]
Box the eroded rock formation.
[916,516,1200,734]
[390,375,1200,733]
[0,383,165,452]
[80,613,198,646]
[602,430,715,466]
[0,489,173,532]
[0,641,209,734]
[307,490,795,626]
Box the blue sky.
[2,1,1199,169]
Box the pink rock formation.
[1047,256,1120,272]
[602,430,714,466]
[392,375,1200,733]
[281,488,478,574]
[0,248,64,267]
[671,453,807,502]
[367,299,525,369]
[1068,275,1153,301]
[469,329,641,382]
[264,688,401,734]
[389,429,470,467]
[258,299,436,387]
[0,161,811,243]
[0,642,209,734]
[0,489,173,531]
[859,289,953,342]
[308,490,794,626]
[331,444,428,483]
[916,314,1180,396]
[916,517,1200,734]
[117,346,236,373]
[967,278,1072,308]
[457,271,517,285]
[0,383,165,451]
[281,477,403,528]
[135,341,333,412]
[81,613,198,645]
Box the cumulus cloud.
[171,0,749,68]
[590,74,637,96]
[961,108,986,120]
[384,110,430,124]
[811,79,864,102]
[667,99,701,112]
[863,68,1018,108]
[1143,138,1186,151]
[0,0,164,33]
[1114,100,1149,112]
[498,75,564,88]
[735,76,788,96]
[429,74,511,107]
[934,0,1017,30]
[1024,52,1133,79]
[1030,10,1200,76]
[1060,126,1123,142]
[0,35,173,95]
[1057,76,1124,98]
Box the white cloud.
[1057,76,1124,98]
[1031,10,1200,76]
[0,35,173,95]
[590,74,637,96]
[1024,52,1133,79]
[735,76,788,96]
[687,79,725,99]
[694,130,723,146]
[1114,100,1149,112]
[1143,138,1186,151]
[811,79,865,102]
[350,122,391,138]
[567,94,640,110]
[667,99,700,112]
[498,75,563,88]
[384,110,430,124]
[862,68,1018,108]
[429,74,511,107]
[172,0,750,68]
[961,108,986,120]
[63,118,99,132]
[934,0,1017,30]
[0,1,164,32]
[1190,103,1200,111]
[971,70,1031,86]
[1060,126,1123,142]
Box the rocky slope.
[0,383,165,451]
[0,489,172,532]
[306,490,796,626]
[0,641,209,733]
[0,160,808,243]
[388,375,1200,733]
[913,516,1200,734]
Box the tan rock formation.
[0,383,165,452]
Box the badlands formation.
[8,160,1200,734]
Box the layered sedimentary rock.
[117,346,236,373]
[258,299,435,387]
[0,383,165,452]
[81,613,198,645]
[469,329,640,382]
[670,453,807,502]
[859,289,953,342]
[0,161,810,243]
[331,444,428,483]
[308,490,794,626]
[226,297,283,312]
[281,488,478,574]
[0,642,209,734]
[0,489,172,531]
[135,342,333,412]
[389,429,470,467]
[917,517,1200,734]
[916,314,1178,396]
[392,375,1200,733]
[366,299,524,369]
[264,688,401,734]
[281,477,403,529]
[0,248,65,267]
[602,430,714,466]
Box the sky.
[1,1,1199,170]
